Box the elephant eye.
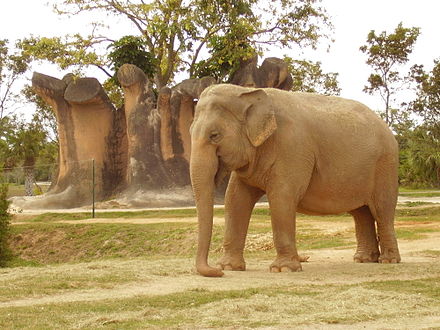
[209,130,222,143]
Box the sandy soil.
[2,222,439,308]
[4,203,440,329]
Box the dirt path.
[9,194,440,215]
[1,230,439,310]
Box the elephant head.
[189,84,277,277]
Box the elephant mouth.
[214,157,230,187]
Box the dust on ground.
[2,222,439,306]
[3,202,440,329]
[1,231,439,329]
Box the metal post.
[92,159,95,218]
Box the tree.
[106,35,157,107]
[284,57,340,95]
[360,23,420,126]
[8,117,47,196]
[410,59,440,125]
[0,39,31,119]
[0,116,14,169]
[22,85,58,144]
[399,125,440,187]
[20,0,332,89]
[403,59,440,187]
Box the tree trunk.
[24,166,34,196]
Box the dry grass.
[1,207,440,329]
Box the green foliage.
[403,125,440,187]
[360,23,420,126]
[22,85,58,143]
[107,35,156,82]
[7,116,47,168]
[396,103,439,187]
[410,59,440,125]
[104,35,157,107]
[193,21,257,81]
[103,35,157,107]
[0,183,11,267]
[102,79,124,109]
[45,0,331,88]
[284,57,340,95]
[0,116,14,168]
[0,39,32,119]
[19,35,105,76]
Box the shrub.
[0,183,11,266]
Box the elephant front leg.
[268,191,302,273]
[217,174,264,271]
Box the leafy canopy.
[284,57,340,95]
[410,59,440,125]
[360,23,420,126]
[0,39,32,119]
[20,0,332,88]
[107,35,157,82]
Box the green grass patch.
[401,201,435,207]
[396,206,440,217]
[16,206,357,224]
[0,286,317,329]
[20,208,200,222]
[396,227,437,240]
[297,233,352,250]
[0,267,139,302]
[415,250,440,258]
[7,205,440,266]
[8,218,355,266]
[9,222,202,264]
[399,192,440,198]
[362,277,440,300]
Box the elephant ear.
[239,89,277,147]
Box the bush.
[0,183,11,266]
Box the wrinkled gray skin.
[190,84,400,277]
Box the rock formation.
[11,57,292,210]
[231,55,293,90]
[117,64,173,191]
[18,73,127,208]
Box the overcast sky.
[1,0,439,113]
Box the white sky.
[1,0,440,113]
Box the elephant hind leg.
[350,206,380,263]
[368,199,401,264]
[368,164,401,263]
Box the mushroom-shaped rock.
[258,57,293,90]
[21,72,123,209]
[117,64,173,190]
[230,56,293,90]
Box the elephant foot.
[378,248,401,264]
[217,254,246,271]
[353,250,380,263]
[270,256,302,273]
[299,255,310,262]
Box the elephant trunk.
[190,144,224,277]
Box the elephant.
[189,84,401,277]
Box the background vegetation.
[0,0,439,191]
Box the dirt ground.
[3,211,440,329]
[3,194,440,328]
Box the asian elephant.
[189,84,400,277]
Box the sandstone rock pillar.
[30,72,123,207]
[117,64,173,191]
